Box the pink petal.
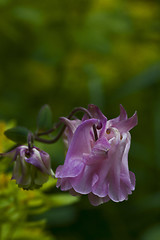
[119,104,128,120]
[58,178,72,191]
[55,159,84,178]
[88,104,107,137]
[25,149,49,174]
[88,193,110,206]
[88,104,107,122]
[108,134,128,202]
[92,136,110,154]
[70,164,97,194]
[111,112,138,133]
[39,150,51,170]
[60,117,81,146]
[129,171,136,191]
[65,119,99,163]
[69,188,81,196]
[84,137,110,165]
[92,160,110,197]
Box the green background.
[0,0,160,239]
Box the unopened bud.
[10,146,54,190]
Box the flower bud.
[10,146,54,190]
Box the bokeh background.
[0,0,160,239]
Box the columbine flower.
[8,146,54,190]
[55,104,138,206]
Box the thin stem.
[37,107,92,136]
[37,122,62,136]
[34,106,98,144]
[28,132,34,151]
[67,107,92,119]
[35,125,65,144]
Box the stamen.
[106,129,111,134]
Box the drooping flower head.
[55,104,138,206]
[8,146,54,190]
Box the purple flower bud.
[10,146,54,190]
[55,105,138,206]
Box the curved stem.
[37,122,62,136]
[37,107,92,136]
[35,125,66,144]
[68,107,92,119]
[35,107,98,143]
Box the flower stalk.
[34,106,98,144]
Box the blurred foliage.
[0,0,160,240]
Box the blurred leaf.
[113,64,160,99]
[37,105,53,133]
[28,193,79,215]
[154,88,160,168]
[4,126,30,144]
[32,206,77,227]
[47,193,80,207]
[12,7,44,25]
[40,177,57,192]
[141,224,160,240]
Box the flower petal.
[88,104,107,122]
[88,104,107,137]
[88,193,110,206]
[34,170,49,186]
[120,133,135,192]
[92,136,110,154]
[119,104,128,120]
[55,159,84,178]
[70,164,97,194]
[65,119,99,163]
[129,171,136,191]
[56,177,72,191]
[39,150,51,171]
[25,149,49,174]
[111,111,138,133]
[108,134,128,202]
[60,117,81,146]
[69,188,81,196]
[91,160,110,197]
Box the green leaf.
[47,193,80,207]
[4,126,30,144]
[37,104,53,132]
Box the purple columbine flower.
[8,146,54,190]
[55,104,138,206]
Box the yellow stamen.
[106,129,111,134]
